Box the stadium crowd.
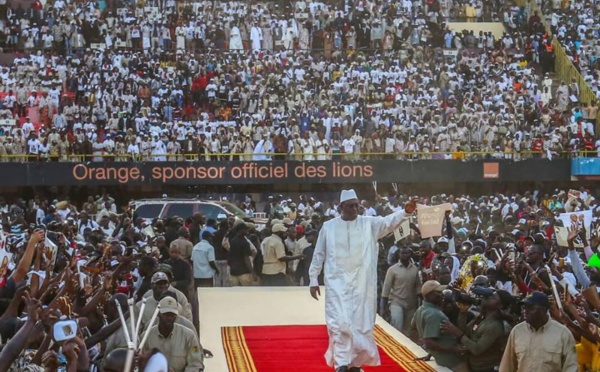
[0,0,598,162]
[0,187,599,371]
[547,0,600,101]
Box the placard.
[558,210,593,244]
[0,230,13,287]
[392,218,411,242]
[0,119,16,126]
[417,203,453,238]
[90,43,106,50]
[45,236,58,266]
[145,6,159,19]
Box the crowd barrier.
[527,0,600,127]
[0,150,594,162]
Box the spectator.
[380,246,422,336]
[192,230,218,287]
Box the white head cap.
[340,189,358,203]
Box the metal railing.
[0,150,594,162]
[528,0,600,127]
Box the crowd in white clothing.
[0,0,597,162]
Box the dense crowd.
[0,187,599,371]
[0,0,598,162]
[547,0,600,101]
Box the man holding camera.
[412,280,469,372]
[441,288,506,372]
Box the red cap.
[296,225,305,235]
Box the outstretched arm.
[372,198,417,239]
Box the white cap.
[144,352,169,372]
[340,189,358,203]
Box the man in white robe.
[309,189,417,372]
[229,24,244,50]
[251,23,263,51]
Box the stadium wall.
[0,159,570,186]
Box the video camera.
[449,286,497,306]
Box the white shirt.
[342,138,355,153]
[27,138,41,154]
[191,240,216,279]
[78,219,99,236]
[22,122,35,138]
[36,208,45,225]
[127,144,140,154]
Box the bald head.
[102,348,128,372]
[178,227,190,238]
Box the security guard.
[144,296,204,372]
[137,272,193,332]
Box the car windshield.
[217,202,248,219]
[134,204,164,219]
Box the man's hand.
[404,197,419,214]
[452,345,468,355]
[42,351,60,370]
[379,306,390,319]
[30,229,45,245]
[26,321,45,345]
[414,354,432,362]
[101,272,114,292]
[440,320,463,338]
[310,286,320,301]
[62,341,80,364]
[22,290,41,322]
[40,307,59,332]
[566,225,580,245]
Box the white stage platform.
[198,286,450,371]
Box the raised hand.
[62,341,80,364]
[22,290,41,323]
[404,197,419,214]
[30,229,45,245]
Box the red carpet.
[222,324,436,372]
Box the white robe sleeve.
[369,209,407,239]
[308,226,327,287]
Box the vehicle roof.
[132,198,226,204]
